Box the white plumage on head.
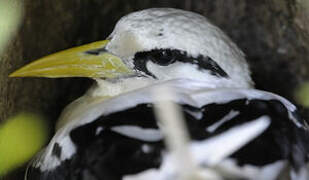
[105,8,253,89]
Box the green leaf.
[0,112,48,176]
[0,0,23,55]
[295,82,309,107]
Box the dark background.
[1,0,309,179]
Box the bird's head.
[10,8,254,94]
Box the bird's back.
[25,79,309,180]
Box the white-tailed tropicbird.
[10,8,309,180]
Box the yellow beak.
[9,40,133,78]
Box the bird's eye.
[149,50,176,66]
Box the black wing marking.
[26,99,309,180]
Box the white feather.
[206,110,240,133]
[111,125,163,142]
[191,116,271,166]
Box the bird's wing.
[25,81,309,180]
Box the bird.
[10,8,309,180]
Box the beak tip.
[9,70,27,77]
[9,72,17,77]
[9,69,24,77]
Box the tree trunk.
[1,0,309,179]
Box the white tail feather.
[191,116,271,166]
[153,86,206,180]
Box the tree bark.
[1,0,309,179]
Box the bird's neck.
[89,77,156,98]
[56,78,153,130]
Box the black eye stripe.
[133,49,229,78]
[133,52,157,79]
[148,50,176,66]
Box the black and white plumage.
[26,84,309,180]
[10,8,309,180]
